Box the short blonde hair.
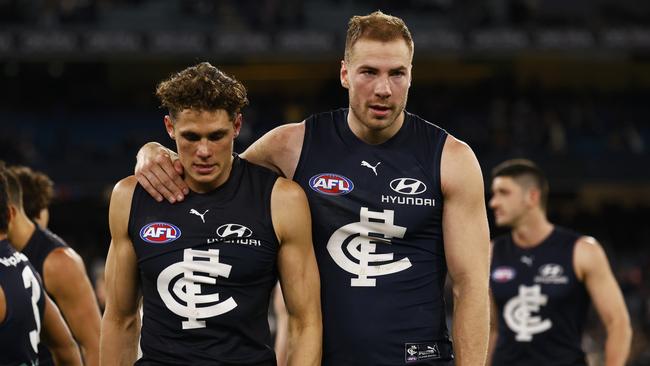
[344,11,414,62]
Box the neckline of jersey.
[339,108,411,149]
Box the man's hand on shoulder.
[135,142,187,203]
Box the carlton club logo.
[503,284,552,341]
[327,207,411,287]
[140,222,181,244]
[309,173,354,196]
[389,178,427,195]
[157,248,237,329]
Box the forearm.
[49,343,82,366]
[65,307,101,366]
[452,280,489,366]
[100,314,140,365]
[80,342,100,366]
[286,317,322,366]
[486,330,498,366]
[604,320,632,366]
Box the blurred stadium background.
[1,0,649,364]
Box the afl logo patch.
[492,266,516,282]
[140,222,181,244]
[309,173,354,196]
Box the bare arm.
[441,136,490,366]
[486,292,499,366]
[240,122,304,179]
[43,248,101,366]
[271,178,322,366]
[100,176,142,366]
[272,283,289,366]
[574,237,632,366]
[41,294,83,366]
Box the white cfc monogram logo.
[327,207,411,287]
[504,285,552,341]
[157,248,237,330]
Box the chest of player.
[298,150,442,235]
[491,254,581,312]
[131,201,279,286]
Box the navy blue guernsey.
[0,240,46,366]
[293,108,453,365]
[129,156,280,365]
[490,226,589,366]
[20,226,68,365]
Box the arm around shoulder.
[100,176,142,366]
[271,178,322,366]
[241,122,305,179]
[440,136,491,366]
[574,237,632,366]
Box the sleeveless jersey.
[21,226,68,365]
[490,226,589,366]
[129,155,280,365]
[0,240,46,366]
[293,108,453,366]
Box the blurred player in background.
[0,167,83,366]
[488,158,632,366]
[5,164,101,366]
[10,165,54,228]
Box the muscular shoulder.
[110,176,137,209]
[109,176,138,233]
[242,122,305,178]
[271,176,307,202]
[270,177,310,242]
[43,247,88,294]
[440,135,484,197]
[573,236,608,281]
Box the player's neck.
[347,111,404,145]
[184,155,234,194]
[7,212,36,251]
[511,211,554,249]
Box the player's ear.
[164,115,175,139]
[340,60,350,89]
[527,188,541,207]
[233,113,242,139]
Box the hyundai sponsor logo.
[390,178,427,195]
[216,224,252,238]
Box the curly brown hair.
[156,62,249,121]
[344,11,414,63]
[8,165,54,221]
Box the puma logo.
[189,209,209,224]
[361,160,381,176]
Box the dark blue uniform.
[129,155,279,365]
[21,226,68,366]
[0,239,46,366]
[490,226,589,366]
[293,109,453,365]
